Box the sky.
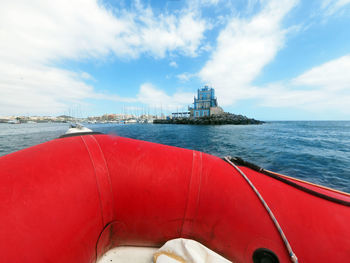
[1,0,350,120]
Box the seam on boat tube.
[91,135,115,221]
[81,136,105,227]
[179,151,195,236]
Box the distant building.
[189,85,223,118]
[172,112,190,118]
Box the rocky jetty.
[154,113,264,125]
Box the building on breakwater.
[188,85,224,118]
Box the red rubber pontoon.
[0,134,349,263]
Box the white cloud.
[0,0,208,115]
[195,0,350,116]
[200,0,221,5]
[137,83,193,110]
[199,43,213,53]
[169,61,178,68]
[123,3,208,58]
[321,0,350,16]
[177,72,196,82]
[80,72,95,81]
[0,0,208,62]
[292,55,350,90]
[259,54,350,114]
[5,0,347,118]
[0,62,94,115]
[199,0,299,106]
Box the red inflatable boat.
[0,134,349,263]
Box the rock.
[153,113,264,125]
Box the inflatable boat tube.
[0,134,349,263]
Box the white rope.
[224,157,298,263]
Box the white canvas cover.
[154,238,231,263]
[98,238,231,263]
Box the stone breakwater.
[153,113,264,125]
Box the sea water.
[0,121,349,193]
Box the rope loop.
[224,156,298,263]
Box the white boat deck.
[98,247,158,263]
